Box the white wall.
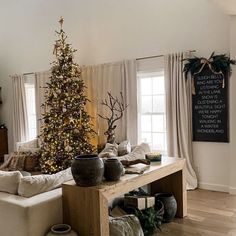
[0,0,233,192]
[0,0,92,150]
[87,0,229,64]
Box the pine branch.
[183,52,236,78]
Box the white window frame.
[137,70,167,154]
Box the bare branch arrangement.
[98,92,128,143]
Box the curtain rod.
[23,72,35,76]
[9,72,35,79]
[12,50,197,76]
[136,50,196,61]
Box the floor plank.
[155,189,236,236]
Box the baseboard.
[198,182,229,193]
[229,187,236,195]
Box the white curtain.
[35,71,51,138]
[123,60,138,145]
[164,52,198,190]
[12,75,29,149]
[82,60,137,146]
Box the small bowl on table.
[145,153,162,162]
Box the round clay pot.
[155,193,177,223]
[155,199,164,219]
[104,158,123,181]
[46,224,78,236]
[71,154,104,187]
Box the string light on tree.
[40,17,95,174]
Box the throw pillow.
[118,140,131,156]
[1,151,41,172]
[98,143,118,158]
[0,171,22,194]
[109,215,144,236]
[18,167,73,198]
[1,152,26,171]
[24,151,40,172]
[117,143,151,162]
[18,138,40,152]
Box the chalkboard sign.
[192,66,229,142]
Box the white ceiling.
[210,0,236,15]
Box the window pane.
[140,78,152,95]
[163,114,166,131]
[153,76,165,94]
[164,132,167,151]
[153,133,165,151]
[141,115,151,132]
[25,79,37,140]
[153,95,165,113]
[27,88,34,97]
[138,71,166,153]
[152,115,164,132]
[28,115,36,129]
[141,96,152,113]
[141,132,152,145]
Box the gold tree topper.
[59,16,64,29]
[53,17,64,56]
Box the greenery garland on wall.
[183,52,235,143]
[183,52,236,78]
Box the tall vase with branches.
[99,92,128,144]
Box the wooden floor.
[155,189,236,236]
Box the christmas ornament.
[65,145,72,152]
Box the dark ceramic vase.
[104,158,123,181]
[155,199,164,219]
[154,200,164,227]
[71,154,104,187]
[155,193,177,223]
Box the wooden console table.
[62,157,186,236]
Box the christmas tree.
[40,17,95,174]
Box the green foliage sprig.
[183,52,236,78]
[125,188,149,197]
[134,207,161,236]
[124,188,162,235]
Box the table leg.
[63,185,109,236]
[150,169,187,217]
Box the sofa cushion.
[18,168,72,198]
[0,170,22,194]
[118,140,131,156]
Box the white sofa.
[0,188,62,236]
[0,167,72,236]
